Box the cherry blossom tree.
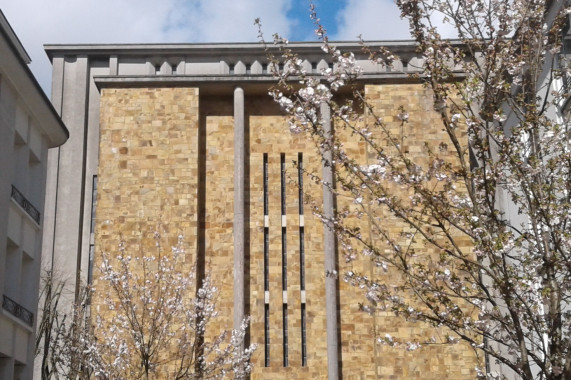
[260,0,571,378]
[38,231,255,380]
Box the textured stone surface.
[247,103,328,379]
[94,85,477,379]
[353,84,478,379]
[94,88,201,373]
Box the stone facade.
[45,42,478,379]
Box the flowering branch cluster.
[262,0,571,378]
[51,231,255,380]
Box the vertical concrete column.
[321,102,339,380]
[42,55,65,274]
[49,55,90,298]
[233,87,245,332]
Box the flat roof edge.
[0,10,31,63]
[43,40,435,59]
[0,16,69,147]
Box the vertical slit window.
[265,304,270,367]
[280,154,288,367]
[298,152,305,292]
[282,227,287,290]
[301,303,307,366]
[280,153,285,215]
[90,175,98,233]
[280,153,287,290]
[298,152,303,215]
[264,229,269,291]
[263,154,269,292]
[263,154,268,215]
[263,154,270,367]
[298,152,307,367]
[300,227,305,291]
[283,304,289,367]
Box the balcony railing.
[11,185,40,224]
[2,294,34,326]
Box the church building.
[42,41,477,379]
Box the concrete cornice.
[93,72,420,90]
[44,40,426,60]
[48,40,467,97]
[92,71,466,95]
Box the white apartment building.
[0,10,68,380]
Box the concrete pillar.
[41,55,65,274]
[233,87,245,332]
[321,102,339,380]
[42,55,90,302]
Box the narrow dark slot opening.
[300,227,305,291]
[298,152,303,215]
[282,227,287,290]
[280,153,286,215]
[264,228,269,291]
[90,175,98,233]
[263,153,268,215]
[283,304,289,367]
[265,304,270,367]
[301,303,307,366]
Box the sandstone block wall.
[94,85,477,379]
[352,84,478,379]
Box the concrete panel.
[219,61,230,74]
[0,317,13,355]
[51,55,89,298]
[118,60,149,75]
[251,60,263,74]
[234,61,246,75]
[13,326,29,363]
[41,55,65,274]
[301,59,312,73]
[41,148,59,273]
[78,64,106,284]
[14,105,27,144]
[356,59,386,73]
[28,123,42,162]
[21,220,36,259]
[159,61,172,75]
[7,207,21,246]
[186,61,222,75]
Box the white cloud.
[0,0,294,92]
[168,0,293,42]
[332,0,411,41]
[332,0,457,41]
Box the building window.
[90,175,98,233]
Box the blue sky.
[286,0,344,40]
[0,0,412,92]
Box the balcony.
[2,294,34,326]
[11,185,40,224]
